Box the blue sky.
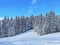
[0,0,60,17]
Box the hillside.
[0,29,60,45]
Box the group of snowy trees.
[0,15,35,38]
[34,11,60,35]
[0,11,60,38]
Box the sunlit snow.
[0,30,60,45]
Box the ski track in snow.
[0,30,60,45]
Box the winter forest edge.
[0,11,60,38]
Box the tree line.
[0,11,60,38]
[34,11,60,35]
[0,15,35,38]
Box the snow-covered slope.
[0,30,60,45]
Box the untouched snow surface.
[0,30,60,45]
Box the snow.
[0,30,60,45]
[0,18,3,20]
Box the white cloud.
[32,0,37,4]
[28,7,33,15]
[28,0,37,15]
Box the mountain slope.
[0,29,60,45]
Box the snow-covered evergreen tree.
[34,11,57,35]
[2,16,8,37]
[15,16,20,34]
[34,14,43,33]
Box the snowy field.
[0,30,60,45]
